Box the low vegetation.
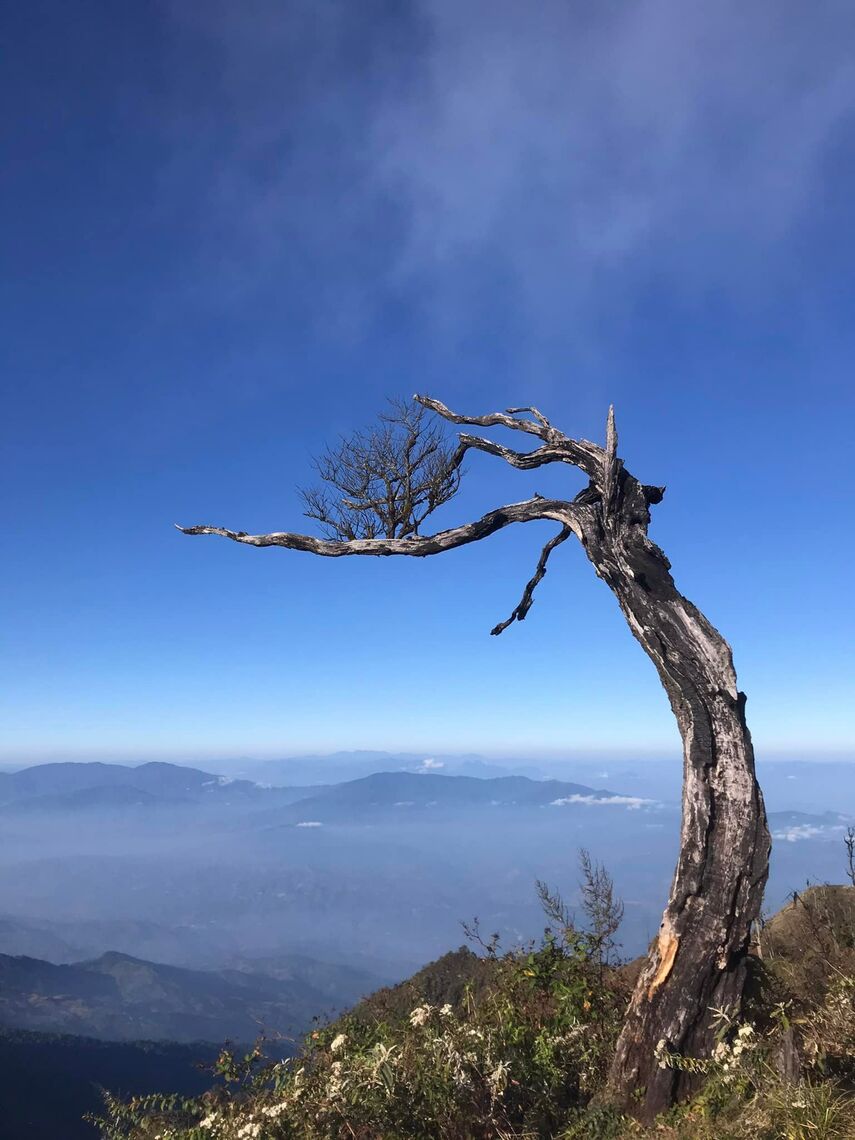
[92,847,855,1140]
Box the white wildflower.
[236,1124,261,1140]
[328,1058,345,1096]
[198,1114,218,1130]
[330,1032,348,1053]
[439,1003,453,1017]
[409,1004,433,1027]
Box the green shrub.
[91,926,626,1140]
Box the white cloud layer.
[550,794,654,810]
[771,823,845,843]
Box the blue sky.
[2,0,854,763]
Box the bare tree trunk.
[581,472,771,1121]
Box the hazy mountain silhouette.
[265,771,633,825]
[0,949,374,1043]
[0,761,321,812]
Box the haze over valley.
[2,752,852,1050]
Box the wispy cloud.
[550,794,654,810]
[772,823,845,843]
[161,1,855,344]
[375,2,855,315]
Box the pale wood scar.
[647,919,679,998]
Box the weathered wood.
[573,458,770,1120]
[177,496,578,560]
[178,395,770,1121]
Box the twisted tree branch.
[452,434,571,471]
[415,393,605,480]
[415,394,551,439]
[491,525,573,635]
[505,405,552,429]
[177,497,580,559]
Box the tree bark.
[577,468,771,1121]
[178,395,771,1121]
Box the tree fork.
[177,395,770,1120]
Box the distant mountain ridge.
[0,762,638,821]
[0,949,373,1044]
[238,751,547,786]
[0,760,257,803]
[265,770,646,826]
[0,761,323,812]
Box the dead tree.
[178,396,770,1120]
